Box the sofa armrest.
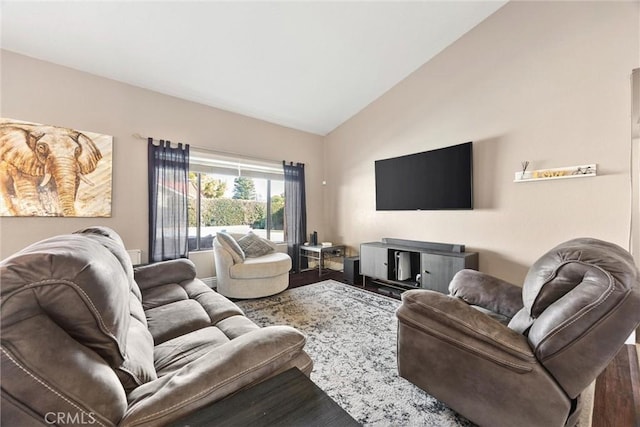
[398,290,535,370]
[134,259,197,290]
[449,269,523,318]
[120,325,308,427]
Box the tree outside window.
[188,172,284,251]
[233,176,256,200]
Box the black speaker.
[344,256,361,285]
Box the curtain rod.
[132,133,283,165]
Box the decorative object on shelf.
[520,161,529,180]
[514,164,597,182]
[572,165,595,175]
[0,118,113,217]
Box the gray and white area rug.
[236,280,594,426]
[235,280,473,426]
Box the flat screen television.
[375,142,473,211]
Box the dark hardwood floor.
[289,269,640,427]
[288,268,349,289]
[289,268,404,299]
[593,344,640,427]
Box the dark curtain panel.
[148,138,190,262]
[283,162,307,272]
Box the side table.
[298,244,345,276]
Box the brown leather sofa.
[397,238,640,427]
[1,226,312,426]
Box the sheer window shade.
[189,149,283,180]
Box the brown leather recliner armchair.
[397,238,640,427]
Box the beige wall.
[0,50,325,277]
[2,1,639,284]
[324,1,640,284]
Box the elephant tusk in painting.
[40,172,52,187]
[0,118,113,217]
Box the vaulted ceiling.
[1,1,507,135]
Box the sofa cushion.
[217,232,245,263]
[0,232,157,394]
[74,227,157,392]
[1,313,128,425]
[146,300,212,344]
[134,258,197,290]
[154,327,232,377]
[142,278,246,344]
[179,279,245,324]
[122,326,308,426]
[152,315,260,378]
[75,226,144,303]
[230,252,292,279]
[142,283,189,310]
[238,231,276,258]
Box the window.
[188,149,285,251]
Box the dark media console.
[359,238,478,294]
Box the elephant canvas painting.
[0,119,112,217]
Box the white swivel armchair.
[213,232,291,299]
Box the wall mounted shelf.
[514,164,597,183]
